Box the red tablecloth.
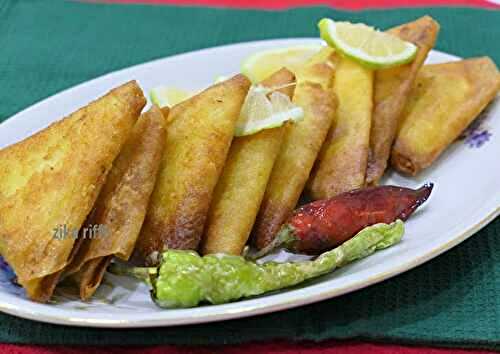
[107,0,500,9]
[3,0,498,353]
[1,341,498,354]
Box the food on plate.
[307,53,374,199]
[252,48,337,249]
[0,81,145,301]
[112,221,404,308]
[241,44,323,83]
[133,75,251,265]
[366,16,440,185]
[63,106,167,300]
[201,68,296,256]
[392,57,500,175]
[253,184,432,257]
[0,15,496,308]
[318,18,417,69]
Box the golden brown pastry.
[307,53,373,199]
[391,57,500,175]
[65,106,167,300]
[0,81,145,301]
[366,16,440,185]
[133,75,250,265]
[252,48,337,249]
[201,68,295,256]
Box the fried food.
[133,75,251,265]
[366,16,440,185]
[64,106,167,300]
[251,48,337,249]
[0,81,145,301]
[201,68,295,256]
[307,54,373,199]
[391,57,500,175]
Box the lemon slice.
[150,86,191,107]
[235,85,304,137]
[318,18,417,69]
[241,44,323,83]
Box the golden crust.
[308,55,373,200]
[69,256,112,301]
[366,16,440,185]
[252,51,336,249]
[133,75,251,265]
[0,81,145,301]
[201,68,295,256]
[391,57,500,175]
[62,106,166,301]
[201,128,284,255]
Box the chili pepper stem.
[248,224,297,260]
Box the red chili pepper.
[253,183,433,257]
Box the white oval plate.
[0,38,498,328]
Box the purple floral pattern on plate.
[459,100,496,148]
[0,256,25,297]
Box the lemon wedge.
[318,18,417,69]
[235,84,304,137]
[150,86,191,107]
[241,44,323,83]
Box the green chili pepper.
[111,220,403,308]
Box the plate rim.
[0,38,498,328]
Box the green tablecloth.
[0,0,498,349]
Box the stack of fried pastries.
[0,16,498,302]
